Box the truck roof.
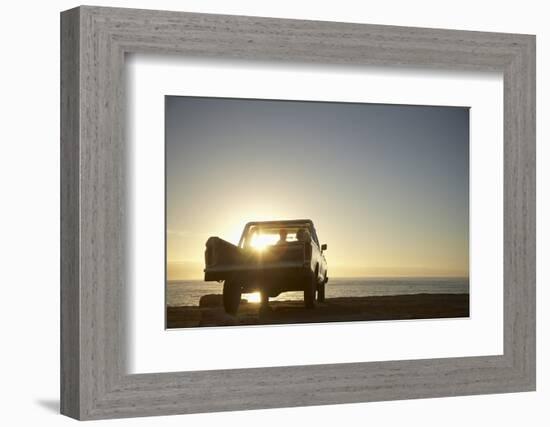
[244,219,314,227]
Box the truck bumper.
[204,262,311,283]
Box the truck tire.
[223,280,241,315]
[317,280,326,303]
[304,272,316,309]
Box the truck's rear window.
[242,225,311,250]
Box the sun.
[249,233,278,251]
[244,292,261,303]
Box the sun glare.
[249,233,278,251]
[245,292,261,303]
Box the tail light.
[304,241,312,261]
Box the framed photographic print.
[61,6,536,420]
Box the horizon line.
[167,275,470,283]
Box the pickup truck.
[204,219,328,314]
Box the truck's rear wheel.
[304,272,316,309]
[223,280,241,315]
[317,279,326,303]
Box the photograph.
[165,96,470,329]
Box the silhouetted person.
[296,228,309,242]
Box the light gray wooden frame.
[60,5,536,420]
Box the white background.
[128,57,503,373]
[0,1,547,426]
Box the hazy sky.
[166,96,469,280]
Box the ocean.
[166,277,469,307]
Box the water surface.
[167,277,469,307]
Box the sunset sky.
[166,96,469,281]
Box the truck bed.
[204,237,308,282]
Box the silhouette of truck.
[204,219,328,314]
